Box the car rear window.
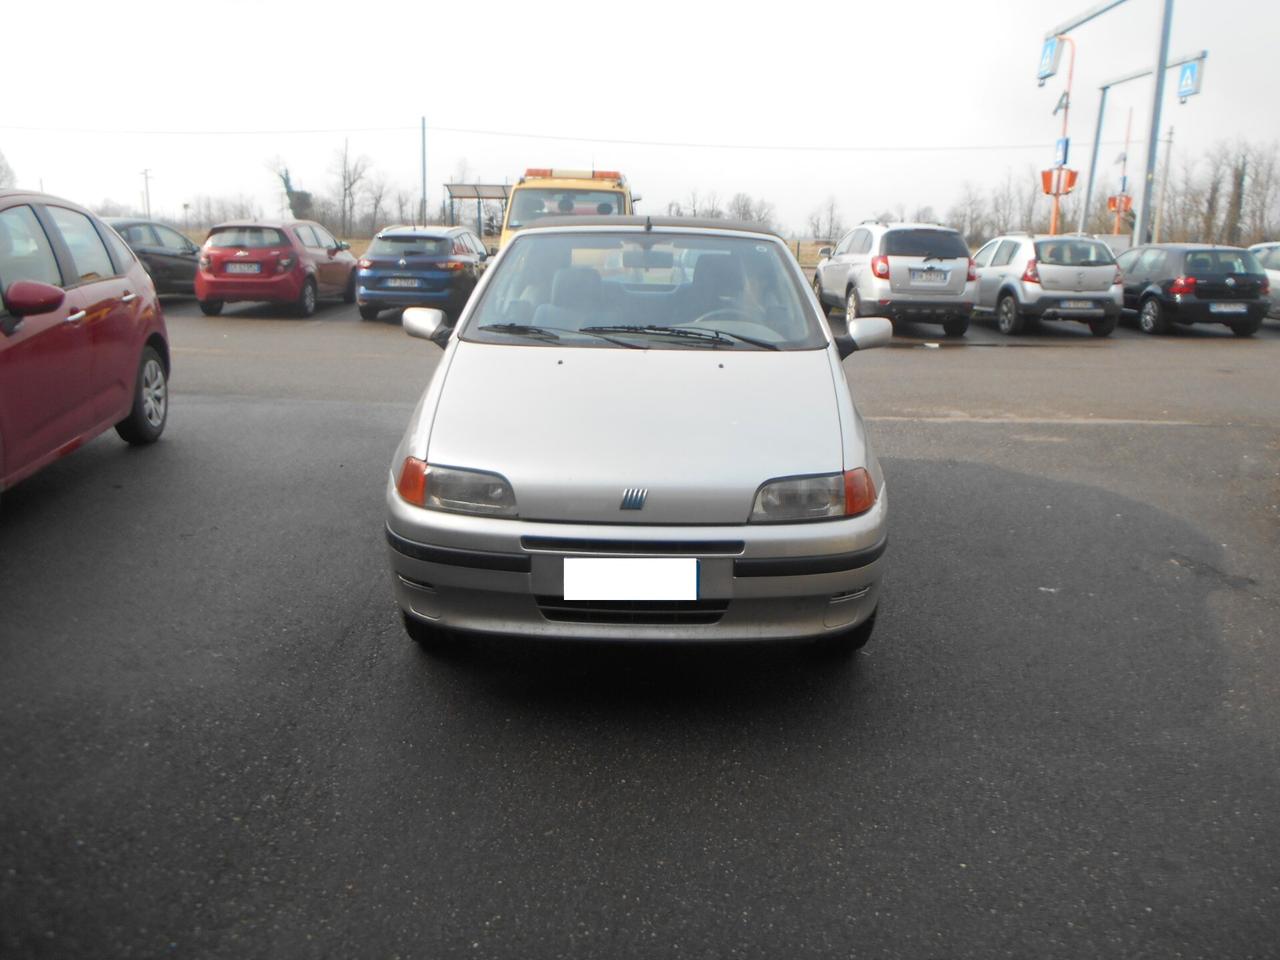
[367,236,452,257]
[1034,239,1115,266]
[1182,249,1264,274]
[881,229,969,259]
[208,227,288,249]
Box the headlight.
[396,459,518,517]
[750,468,876,523]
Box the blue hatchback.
[356,226,490,322]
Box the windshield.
[1183,249,1264,274]
[1034,239,1115,266]
[506,189,626,229]
[461,232,826,350]
[881,229,969,259]
[207,227,287,249]
[367,236,452,257]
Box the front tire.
[813,606,877,658]
[812,274,830,315]
[198,299,223,316]
[846,287,863,319]
[1138,297,1169,335]
[1089,316,1118,337]
[402,611,452,654]
[114,346,168,445]
[942,315,969,337]
[295,278,317,318]
[1230,317,1262,337]
[359,304,381,321]
[996,294,1024,335]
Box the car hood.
[426,342,845,524]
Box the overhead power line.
[0,122,1123,155]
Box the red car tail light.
[870,255,890,279]
[1262,277,1271,296]
[198,254,210,270]
[843,468,877,517]
[1021,259,1041,284]
[437,261,467,272]
[1113,266,1124,285]
[967,257,977,282]
[1170,275,1197,295]
[276,256,296,273]
[358,258,373,269]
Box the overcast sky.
[3,0,1273,234]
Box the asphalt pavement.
[2,296,1278,959]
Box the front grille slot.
[521,537,743,556]
[535,597,729,625]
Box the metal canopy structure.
[444,183,510,238]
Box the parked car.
[1115,244,1270,336]
[500,168,636,248]
[385,216,890,654]
[194,220,357,317]
[813,221,976,336]
[972,234,1122,337]
[106,218,200,294]
[355,225,489,322]
[1247,242,1280,318]
[0,191,170,501]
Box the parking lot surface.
[2,298,1279,958]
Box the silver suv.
[973,234,1123,337]
[813,222,976,336]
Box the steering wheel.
[687,307,758,326]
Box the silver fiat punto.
[385,217,891,653]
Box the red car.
[0,191,170,499]
[195,220,357,317]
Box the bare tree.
[364,174,389,234]
[332,140,371,237]
[0,149,14,189]
[268,157,313,220]
[393,189,413,225]
[1222,146,1248,246]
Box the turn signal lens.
[1022,259,1041,284]
[843,468,877,517]
[396,457,428,506]
[358,258,373,269]
[871,255,890,279]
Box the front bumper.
[384,479,887,642]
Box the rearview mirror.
[834,317,893,358]
[818,247,833,258]
[3,280,66,319]
[622,248,674,269]
[403,307,450,346]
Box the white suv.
[813,222,976,336]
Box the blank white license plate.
[563,557,698,601]
[385,277,420,288]
[911,269,947,283]
[225,262,260,274]
[1061,299,1094,309]
[1209,302,1247,314]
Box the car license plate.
[1209,302,1247,314]
[225,262,260,274]
[911,269,947,283]
[386,277,420,288]
[563,557,698,601]
[1062,299,1094,309]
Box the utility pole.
[420,116,427,228]
[140,169,152,218]
[1153,127,1174,242]
[1134,0,1174,245]
[182,203,190,232]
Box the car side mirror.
[834,317,893,358]
[403,307,450,347]
[337,241,351,251]
[3,280,66,319]
[818,247,833,258]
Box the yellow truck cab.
[500,169,636,248]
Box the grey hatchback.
[385,217,892,654]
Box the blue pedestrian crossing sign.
[1037,37,1063,81]
[1177,60,1203,100]
[1054,138,1070,166]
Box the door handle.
[65,310,86,324]
[121,292,137,303]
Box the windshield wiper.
[582,324,736,348]
[478,322,646,349]
[689,327,780,350]
[479,323,561,341]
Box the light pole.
[1133,0,1175,245]
[1049,35,1076,236]
[140,169,152,219]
